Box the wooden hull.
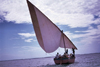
[54,57,75,64]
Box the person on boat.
[72,48,75,57]
[63,53,68,58]
[65,49,68,54]
[70,53,72,56]
[61,49,68,58]
[70,53,73,57]
[55,52,59,59]
[72,48,75,55]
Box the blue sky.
[0,0,100,61]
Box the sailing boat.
[26,0,77,64]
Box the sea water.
[0,53,100,67]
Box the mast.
[62,30,66,52]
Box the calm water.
[0,53,100,67]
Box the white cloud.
[25,38,33,42]
[18,32,36,42]
[31,0,100,28]
[0,0,100,28]
[0,0,31,23]
[64,24,100,39]
[64,25,100,53]
[53,13,94,28]
[18,33,35,38]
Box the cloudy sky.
[0,0,100,60]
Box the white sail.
[27,0,77,53]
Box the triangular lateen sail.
[27,0,77,53]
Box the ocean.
[0,53,100,67]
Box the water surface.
[0,53,100,67]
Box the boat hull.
[54,57,75,64]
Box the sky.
[0,0,100,61]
